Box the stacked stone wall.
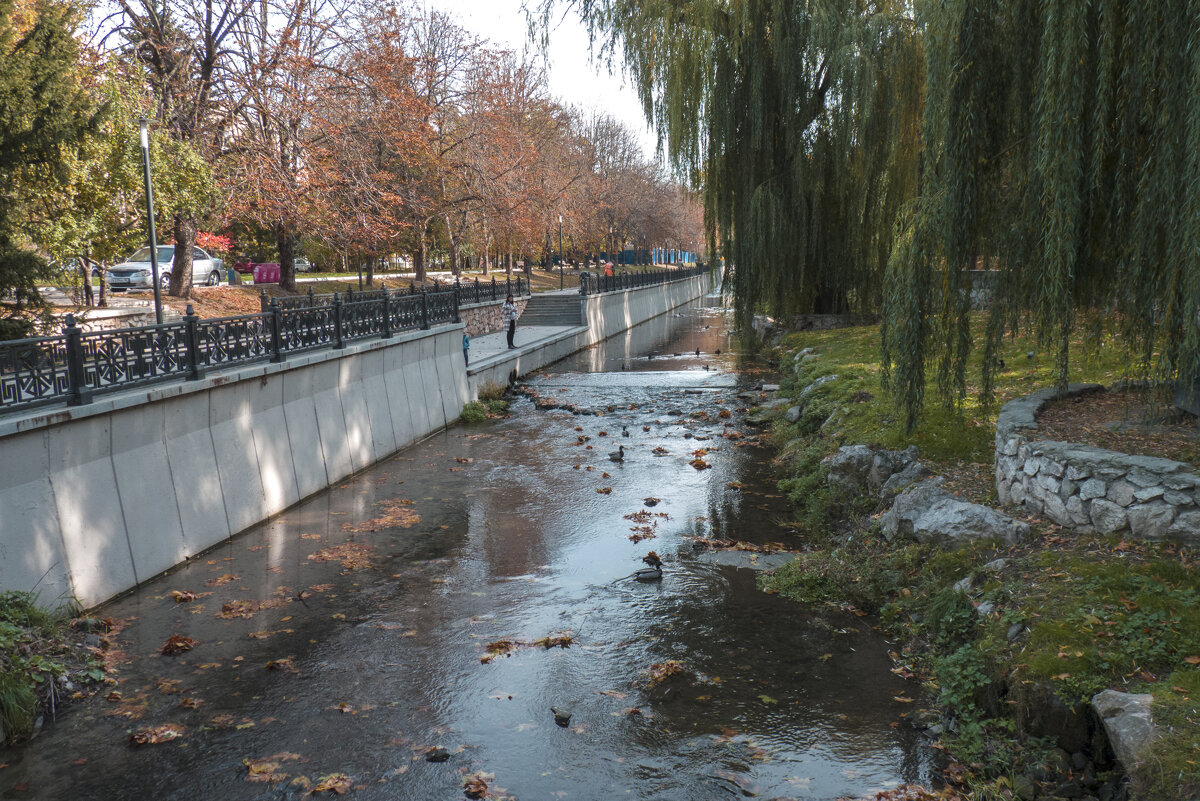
[994,385,1200,542]
[461,298,527,337]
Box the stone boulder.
[883,480,1031,547]
[824,445,877,496]
[824,444,920,499]
[1091,690,1157,769]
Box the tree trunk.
[446,216,460,277]
[78,259,94,307]
[506,248,513,278]
[276,221,296,292]
[365,254,375,286]
[97,263,107,308]
[169,213,197,299]
[413,238,427,283]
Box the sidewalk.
[465,323,583,368]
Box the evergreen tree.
[0,0,101,338]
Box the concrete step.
[520,294,583,326]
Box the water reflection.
[2,303,933,801]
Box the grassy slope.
[758,315,1199,799]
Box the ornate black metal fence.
[579,265,706,296]
[0,284,460,413]
[270,276,529,312]
[1,269,698,415]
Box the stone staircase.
[519,294,584,327]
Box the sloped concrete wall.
[466,273,709,397]
[0,274,707,609]
[0,324,468,608]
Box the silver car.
[108,245,223,291]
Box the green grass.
[763,534,1200,790]
[1139,670,1200,800]
[759,314,1199,796]
[0,591,104,744]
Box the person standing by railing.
[502,294,519,349]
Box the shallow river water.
[3,300,934,800]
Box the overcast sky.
[425,0,659,157]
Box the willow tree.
[882,0,1200,428]
[552,0,923,333]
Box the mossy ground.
[757,314,1199,799]
[0,592,108,744]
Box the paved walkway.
[464,322,582,368]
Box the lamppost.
[558,214,564,291]
[138,119,163,324]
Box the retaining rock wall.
[995,385,1200,542]
[461,297,527,337]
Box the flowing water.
[2,299,935,800]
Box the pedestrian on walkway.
[462,332,470,365]
[502,294,519,349]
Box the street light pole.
[557,214,564,291]
[138,119,163,324]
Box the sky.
[425,0,659,157]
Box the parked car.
[108,246,223,291]
[295,257,315,273]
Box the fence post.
[269,298,284,362]
[381,282,392,339]
[63,314,93,406]
[453,280,461,323]
[307,286,315,307]
[184,304,205,380]
[579,273,588,296]
[259,287,269,313]
[332,292,344,349]
[490,276,496,300]
[420,287,430,329]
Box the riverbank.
[754,315,1200,801]
[0,593,109,746]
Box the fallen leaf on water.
[205,574,238,587]
[758,694,778,704]
[312,772,352,794]
[129,723,186,745]
[179,697,203,709]
[646,660,686,685]
[462,771,491,799]
[342,499,420,532]
[307,543,375,570]
[244,758,288,784]
[160,635,198,656]
[265,658,298,673]
[689,458,710,470]
[596,487,612,494]
[892,695,915,703]
[170,590,198,603]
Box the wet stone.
[425,746,450,762]
[552,707,573,727]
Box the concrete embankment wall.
[0,273,707,609]
[466,273,709,395]
[0,325,468,608]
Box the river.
[1,298,934,800]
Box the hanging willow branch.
[883,0,1200,429]
[547,0,924,336]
